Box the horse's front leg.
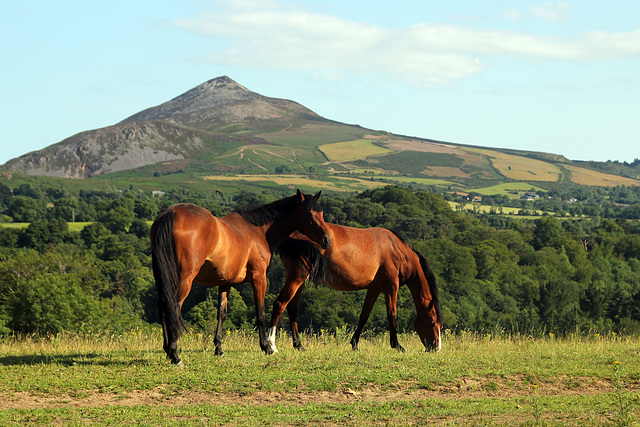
[251,276,272,354]
[214,285,230,356]
[384,289,405,352]
[268,273,306,353]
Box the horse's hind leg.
[384,289,404,352]
[214,285,230,356]
[286,285,306,351]
[351,288,380,351]
[157,288,187,367]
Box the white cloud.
[173,1,640,86]
[504,7,522,21]
[529,2,572,22]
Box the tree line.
[0,182,639,338]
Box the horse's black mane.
[278,237,329,285]
[238,193,321,226]
[389,229,443,324]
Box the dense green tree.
[0,248,142,335]
[80,222,111,250]
[6,196,46,222]
[1,183,639,337]
[18,219,71,252]
[49,198,79,222]
[0,183,12,209]
[99,207,135,233]
[134,199,158,221]
[533,216,566,250]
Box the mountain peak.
[120,75,260,124]
[199,75,251,92]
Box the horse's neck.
[264,217,295,250]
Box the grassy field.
[1,222,99,232]
[1,330,638,425]
[202,174,389,192]
[464,148,563,182]
[564,165,640,187]
[318,139,392,162]
[467,182,547,198]
[447,201,554,216]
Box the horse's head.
[294,190,332,250]
[415,308,442,352]
[410,255,443,352]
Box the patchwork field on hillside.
[465,148,562,182]
[318,139,392,161]
[202,174,388,192]
[565,164,640,187]
[468,182,547,197]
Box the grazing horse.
[150,190,332,366]
[266,224,443,353]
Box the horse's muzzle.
[321,235,332,249]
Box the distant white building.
[520,192,540,201]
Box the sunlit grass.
[318,139,392,161]
[565,164,640,187]
[1,329,638,425]
[464,148,562,182]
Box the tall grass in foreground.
[1,329,639,425]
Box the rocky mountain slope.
[2,76,326,178]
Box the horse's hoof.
[176,360,185,368]
[264,345,278,355]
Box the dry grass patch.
[565,164,640,187]
[465,148,562,182]
[319,139,392,161]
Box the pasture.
[202,174,388,192]
[1,330,638,425]
[467,182,547,198]
[318,139,391,162]
[464,148,563,182]
[564,164,640,187]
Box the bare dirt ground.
[0,375,630,411]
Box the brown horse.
[150,190,332,366]
[266,224,442,353]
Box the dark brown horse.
[150,191,332,366]
[266,224,442,353]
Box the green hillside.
[2,76,638,195]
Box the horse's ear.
[296,189,305,201]
[313,191,322,200]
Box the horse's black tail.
[151,209,188,340]
[278,237,329,285]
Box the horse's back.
[331,225,405,255]
[169,203,215,223]
[169,205,270,285]
[314,225,403,289]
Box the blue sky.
[1,0,639,165]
